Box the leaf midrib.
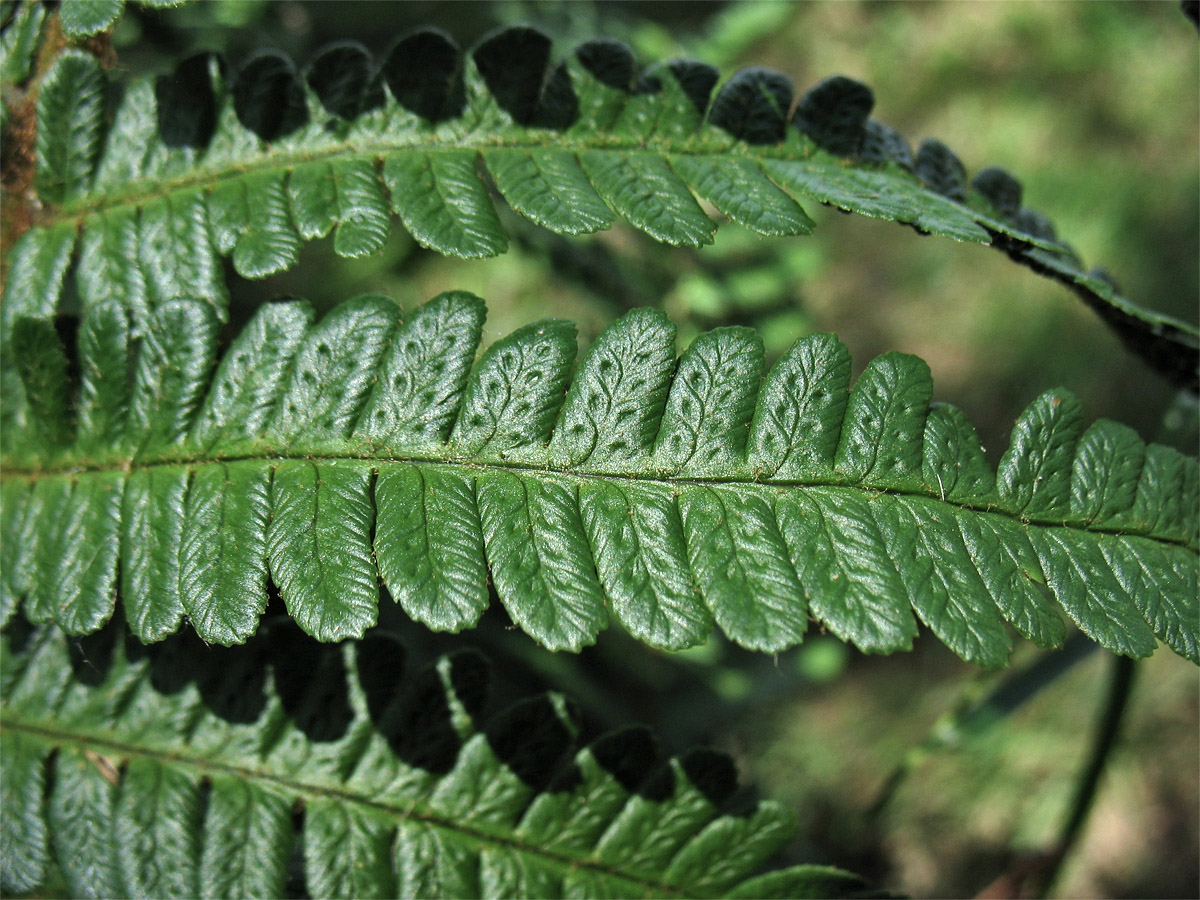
[41,136,814,225]
[26,134,1196,339]
[0,717,688,898]
[3,449,1192,553]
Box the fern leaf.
[0,620,878,899]
[35,49,106,206]
[10,318,73,450]
[0,731,49,893]
[2,293,1196,666]
[4,27,1194,387]
[57,0,126,39]
[1,222,76,354]
[1,2,46,87]
[56,0,186,38]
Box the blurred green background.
[110,3,1199,897]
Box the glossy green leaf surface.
[2,294,1195,665]
[34,49,105,205]
[58,0,125,38]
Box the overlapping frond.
[4,21,1194,387]
[3,293,1196,665]
[56,0,185,39]
[0,619,878,899]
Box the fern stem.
[1033,652,1137,899]
[866,632,1100,821]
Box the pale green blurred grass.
[744,638,1199,898]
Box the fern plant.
[1,2,1196,897]
[5,291,1197,664]
[3,618,886,899]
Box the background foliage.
[6,1,1199,897]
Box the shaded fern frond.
[5,23,1195,388]
[3,293,1196,665]
[0,619,878,899]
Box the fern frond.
[3,293,1196,665]
[55,0,185,39]
[0,619,877,899]
[0,2,45,89]
[4,26,1194,388]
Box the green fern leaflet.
[3,293,1196,666]
[4,25,1194,389]
[0,620,879,899]
[55,0,185,39]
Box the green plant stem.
[1034,652,1138,899]
[867,632,1100,821]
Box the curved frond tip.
[0,620,879,899]
[2,292,1196,666]
[6,23,1194,388]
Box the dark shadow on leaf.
[638,758,677,803]
[590,725,664,793]
[972,166,1023,221]
[157,53,222,149]
[575,39,635,92]
[915,138,968,202]
[447,647,490,720]
[196,640,268,724]
[709,66,793,145]
[382,28,465,122]
[0,611,36,658]
[66,614,120,686]
[355,630,408,725]
[531,60,578,130]
[138,629,199,695]
[681,746,738,806]
[268,621,354,742]
[859,119,914,171]
[668,60,719,114]
[305,41,380,120]
[472,26,552,126]
[357,630,484,774]
[384,649,488,774]
[793,75,874,156]
[122,619,270,723]
[233,52,308,141]
[549,724,675,800]
[485,694,579,791]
